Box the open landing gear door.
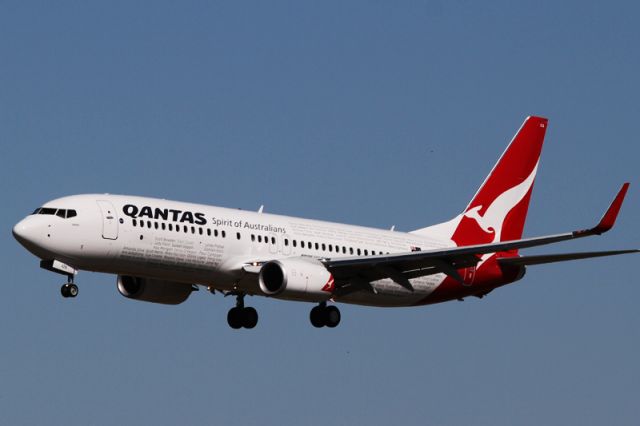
[97,200,118,240]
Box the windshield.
[32,208,77,218]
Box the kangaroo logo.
[463,162,539,266]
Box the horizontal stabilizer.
[497,249,639,266]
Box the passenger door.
[97,200,118,240]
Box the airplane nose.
[13,219,35,247]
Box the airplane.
[12,116,638,329]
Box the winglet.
[576,183,630,236]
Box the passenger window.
[236,232,241,240]
[214,229,219,237]
[206,228,210,236]
[169,224,173,231]
[251,234,255,242]
[342,247,346,254]
[191,226,195,234]
[364,249,368,256]
[258,235,262,243]
[301,241,305,248]
[222,231,226,238]
[293,240,297,247]
[133,219,137,227]
[357,248,361,256]
[328,244,333,252]
[155,222,159,229]
[161,223,166,230]
[271,237,275,244]
[315,243,319,250]
[148,221,152,228]
[284,239,289,246]
[199,228,203,235]
[350,247,354,255]
[322,243,326,251]
[184,225,188,232]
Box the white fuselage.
[13,194,457,307]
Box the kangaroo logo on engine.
[123,204,207,225]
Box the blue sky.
[1,1,639,425]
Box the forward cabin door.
[97,200,119,240]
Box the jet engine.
[258,257,333,302]
[117,275,194,305]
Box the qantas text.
[122,204,207,225]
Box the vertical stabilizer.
[413,116,548,253]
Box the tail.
[412,116,548,253]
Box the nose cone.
[13,218,38,249]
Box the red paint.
[415,256,525,305]
[416,117,548,305]
[322,275,335,293]
[591,183,629,234]
[451,116,547,252]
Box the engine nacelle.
[258,257,333,302]
[117,275,193,305]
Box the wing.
[497,249,639,266]
[321,183,635,291]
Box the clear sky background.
[1,1,639,425]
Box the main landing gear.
[60,275,78,298]
[310,302,341,328]
[227,293,258,329]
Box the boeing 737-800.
[12,116,638,329]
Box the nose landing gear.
[227,293,258,329]
[61,275,78,298]
[310,302,341,328]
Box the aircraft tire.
[243,307,258,329]
[227,307,243,329]
[310,306,326,328]
[68,284,78,298]
[325,306,341,328]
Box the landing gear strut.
[227,293,258,329]
[310,302,341,328]
[60,275,78,298]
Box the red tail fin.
[451,116,548,251]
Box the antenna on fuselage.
[390,225,395,231]
[258,205,264,214]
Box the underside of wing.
[497,249,639,266]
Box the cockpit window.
[32,207,78,219]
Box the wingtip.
[592,183,630,234]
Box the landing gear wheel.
[243,307,258,329]
[68,284,78,298]
[310,306,326,328]
[227,307,244,329]
[309,304,341,328]
[60,283,78,298]
[227,293,259,329]
[325,305,341,328]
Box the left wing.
[321,183,635,287]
